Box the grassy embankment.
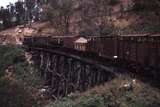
[46,76,160,107]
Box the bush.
[0,45,24,76]
[44,77,160,107]
[46,95,105,107]
[79,25,114,37]
[0,45,42,107]
[0,78,37,107]
[0,45,42,87]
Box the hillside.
[45,76,160,107]
[0,22,55,44]
[0,0,160,44]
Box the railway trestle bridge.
[28,46,120,98]
[25,34,160,98]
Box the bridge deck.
[29,46,130,74]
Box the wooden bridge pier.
[30,48,115,98]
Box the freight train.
[23,34,160,71]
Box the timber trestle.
[28,47,117,98]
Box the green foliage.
[98,25,115,36]
[45,0,74,34]
[122,22,160,34]
[0,45,42,87]
[79,25,114,37]
[45,77,160,107]
[79,29,95,36]
[0,78,37,107]
[0,45,42,107]
[0,45,24,77]
[46,95,105,107]
[45,90,160,107]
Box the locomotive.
[23,33,160,71]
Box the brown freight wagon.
[87,34,160,69]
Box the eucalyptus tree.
[24,0,45,23]
[15,0,25,24]
[45,0,74,34]
[24,0,36,22]
[78,0,115,36]
[0,7,4,30]
[0,6,11,28]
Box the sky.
[0,0,18,7]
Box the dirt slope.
[0,0,159,44]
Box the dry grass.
[50,75,160,107]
